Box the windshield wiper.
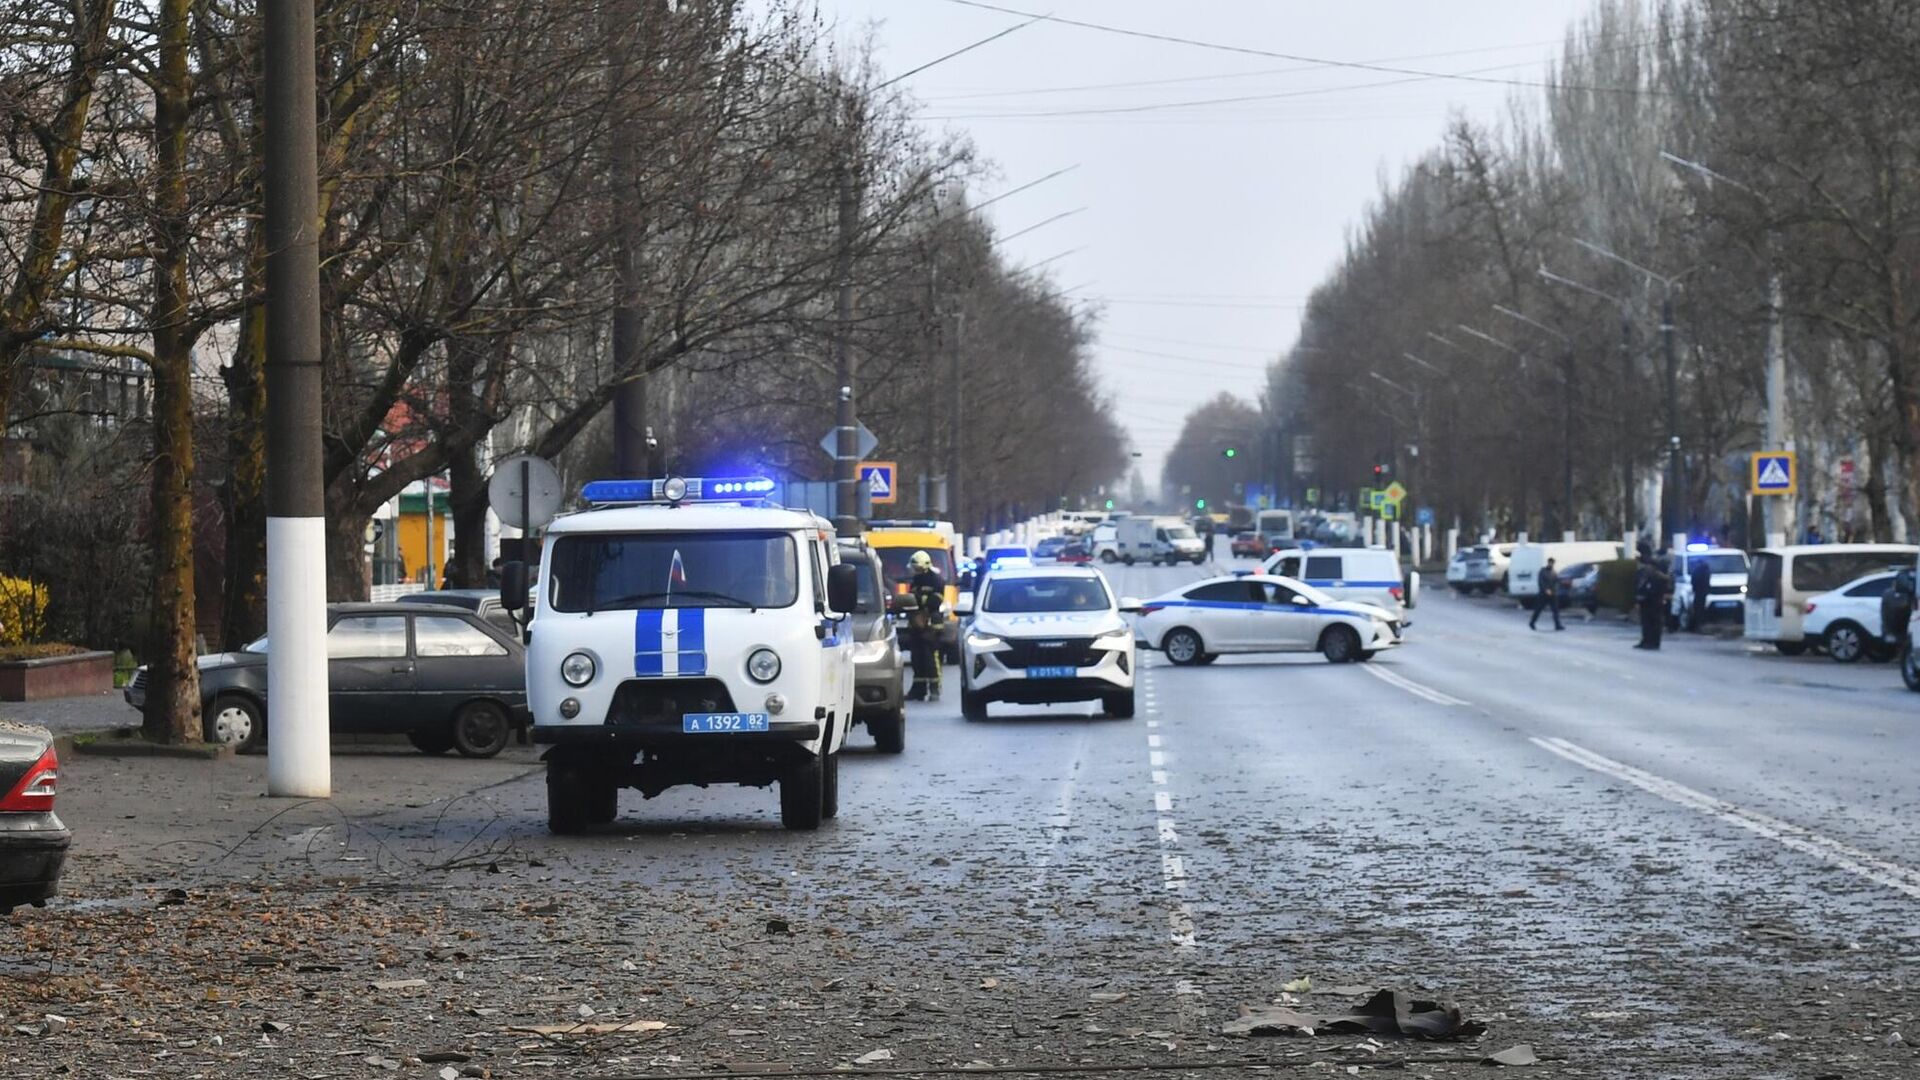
[594,589,756,610]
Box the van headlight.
[747,648,782,683]
[561,651,596,687]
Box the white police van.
[500,477,859,833]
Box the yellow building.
[395,489,452,585]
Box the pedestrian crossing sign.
[1750,451,1796,496]
[859,461,898,505]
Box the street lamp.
[1572,238,1687,545]
[1494,304,1577,534]
[1662,149,1790,546]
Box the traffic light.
[1104,498,1115,510]
[1221,447,1238,459]
[1372,462,1391,480]
[1195,498,1207,510]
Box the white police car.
[958,566,1136,719]
[500,477,859,833]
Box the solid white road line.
[1532,736,1920,901]
[1362,663,1471,706]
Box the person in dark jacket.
[1530,557,1564,631]
[1689,557,1712,630]
[1634,546,1672,649]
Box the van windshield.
[1687,554,1748,575]
[548,531,799,611]
[876,545,956,586]
[1166,525,1197,540]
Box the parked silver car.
[839,542,906,753]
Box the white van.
[1116,516,1205,565]
[1255,509,1297,551]
[1746,544,1917,655]
[1264,547,1407,622]
[1506,541,1626,598]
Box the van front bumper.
[533,720,822,745]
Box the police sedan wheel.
[1164,628,1204,666]
[204,694,263,755]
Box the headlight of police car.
[1097,626,1130,640]
[850,639,891,663]
[747,648,782,683]
[561,651,597,687]
[966,630,1004,650]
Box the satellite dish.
[488,454,564,531]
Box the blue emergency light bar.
[581,476,777,505]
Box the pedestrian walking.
[1633,544,1672,650]
[1530,557,1564,631]
[1203,520,1217,562]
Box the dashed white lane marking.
[1167,902,1197,947]
[1154,790,1173,813]
[1158,817,1179,843]
[1363,663,1471,706]
[1532,736,1920,900]
[1147,734,1163,747]
[1161,851,1186,889]
[1151,769,1169,786]
[1146,719,1160,728]
[1149,750,1165,766]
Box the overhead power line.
[938,0,1665,98]
[875,11,1050,90]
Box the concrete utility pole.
[263,0,330,797]
[832,151,860,535]
[948,311,965,529]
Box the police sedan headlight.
[1097,626,1130,640]
[561,651,597,687]
[966,631,1004,650]
[747,648,782,683]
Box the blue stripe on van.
[634,609,664,676]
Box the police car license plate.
[682,712,771,733]
[1026,665,1077,679]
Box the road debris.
[1222,989,1488,1040]
[1483,1044,1538,1066]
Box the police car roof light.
[1686,541,1712,552]
[581,476,777,505]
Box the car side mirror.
[827,563,859,616]
[499,561,529,612]
[1118,596,1143,613]
[1292,595,1314,606]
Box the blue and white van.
[1262,547,1408,625]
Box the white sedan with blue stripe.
[1127,573,1402,665]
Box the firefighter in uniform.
[904,550,947,702]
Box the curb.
[62,730,234,761]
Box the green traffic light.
[1195,498,1207,510]
[1222,448,1238,459]
[1104,499,1115,510]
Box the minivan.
[1507,542,1627,599]
[1746,544,1917,655]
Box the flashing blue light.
[1686,541,1712,552]
[582,476,777,505]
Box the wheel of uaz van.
[1100,551,1117,564]
[588,778,619,824]
[1903,642,1920,692]
[547,764,590,835]
[1104,690,1136,719]
[780,754,825,831]
[820,748,840,820]
[1163,628,1205,666]
[1320,625,1362,664]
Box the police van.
[500,477,859,833]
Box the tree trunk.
[142,0,199,744]
[326,505,373,601]
[220,294,268,649]
[447,441,488,588]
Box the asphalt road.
[15,557,1920,1077]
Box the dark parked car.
[400,589,521,638]
[125,603,528,757]
[1230,531,1267,558]
[1034,536,1071,561]
[0,722,68,914]
[1557,561,1602,613]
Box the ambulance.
[500,477,859,833]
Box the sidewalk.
[0,690,135,735]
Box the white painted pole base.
[267,516,332,797]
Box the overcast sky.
[796,1,1594,486]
